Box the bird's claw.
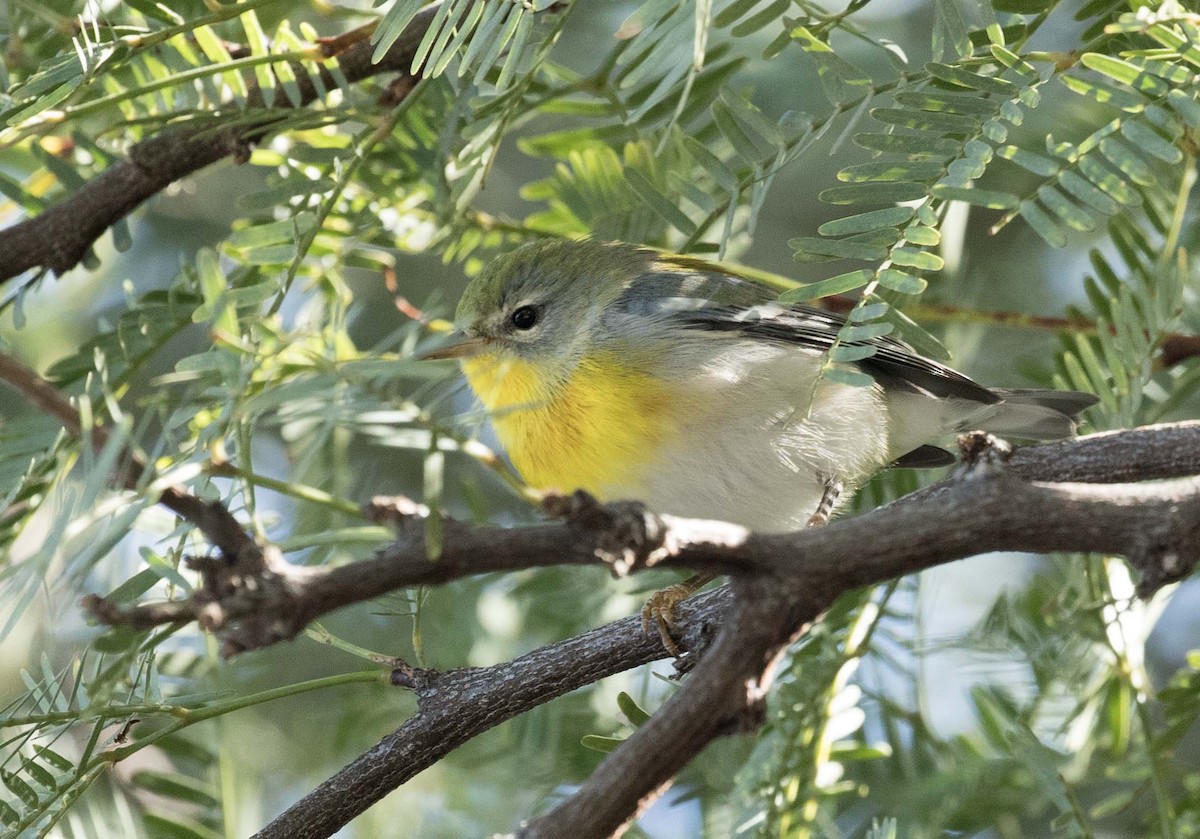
[641,582,695,658]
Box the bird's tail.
[970,388,1099,440]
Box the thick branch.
[78,421,1200,838]
[84,421,1200,652]
[253,588,731,839]
[0,1,480,282]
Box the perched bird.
[425,239,1096,651]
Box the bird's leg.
[641,479,843,657]
[805,477,843,528]
[641,572,716,658]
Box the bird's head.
[423,239,652,378]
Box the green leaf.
[791,26,871,104]
[817,207,915,236]
[852,132,962,157]
[996,145,1060,176]
[731,0,788,37]
[1019,200,1068,247]
[1,769,38,808]
[777,269,874,302]
[994,0,1054,11]
[981,118,1008,143]
[850,300,890,321]
[1167,89,1200,128]
[789,237,889,262]
[877,268,928,294]
[626,169,697,235]
[893,90,1000,116]
[133,771,220,809]
[1037,185,1095,232]
[882,305,951,360]
[683,136,739,191]
[837,161,946,183]
[1058,169,1119,216]
[830,344,878,362]
[819,182,928,204]
[926,61,1019,94]
[713,99,774,161]
[871,107,981,134]
[822,367,875,388]
[1098,136,1155,187]
[714,0,763,28]
[889,248,944,271]
[839,322,893,342]
[932,0,971,61]
[1120,119,1182,163]
[581,734,625,753]
[373,0,426,64]
[1077,155,1141,206]
[1060,74,1147,113]
[1080,54,1169,97]
[904,225,941,246]
[106,568,161,604]
[617,691,652,726]
[929,184,1019,209]
[989,44,1039,79]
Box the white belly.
[632,341,891,531]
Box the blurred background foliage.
[0,0,1198,836]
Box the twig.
[253,588,731,839]
[0,350,259,567]
[0,1,546,282]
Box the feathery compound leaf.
[1167,88,1200,127]
[817,207,915,237]
[1098,136,1155,187]
[819,182,928,204]
[893,90,1000,117]
[871,107,981,134]
[837,160,946,183]
[790,26,872,105]
[1119,119,1182,163]
[777,269,873,302]
[932,0,971,62]
[926,61,1019,95]
[789,237,889,262]
[929,184,1018,209]
[889,247,943,270]
[1018,200,1068,247]
[1058,169,1119,216]
[877,268,927,294]
[1080,54,1169,97]
[626,168,697,235]
[1037,185,1095,232]
[996,145,1060,176]
[852,132,962,158]
[1076,155,1141,207]
[373,0,427,63]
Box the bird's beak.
[418,334,488,360]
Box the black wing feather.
[678,303,1000,406]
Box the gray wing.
[675,303,1001,406]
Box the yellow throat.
[461,350,675,497]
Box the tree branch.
[253,587,732,839]
[78,421,1198,838]
[0,351,260,567]
[0,1,503,282]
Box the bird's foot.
[641,572,715,657]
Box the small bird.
[425,239,1096,651]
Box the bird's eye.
[510,305,539,330]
